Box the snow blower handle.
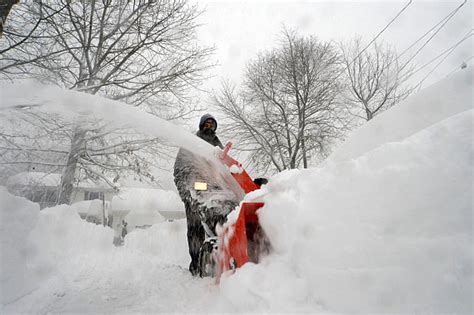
[221,142,232,159]
[218,142,260,194]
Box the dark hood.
[199,113,217,131]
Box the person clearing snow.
[173,114,238,276]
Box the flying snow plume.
[1,80,220,162]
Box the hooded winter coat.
[195,113,224,149]
[173,114,234,275]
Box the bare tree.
[1,0,213,204]
[214,29,344,173]
[1,1,212,109]
[340,38,414,121]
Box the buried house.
[6,172,117,213]
[6,172,185,240]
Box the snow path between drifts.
[6,249,216,314]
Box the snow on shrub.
[27,204,115,275]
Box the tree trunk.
[302,137,308,168]
[0,0,19,36]
[366,108,373,121]
[58,127,86,205]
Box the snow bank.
[0,186,192,310]
[215,71,473,313]
[0,187,114,305]
[28,204,115,273]
[0,188,40,305]
[330,67,473,162]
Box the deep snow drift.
[1,68,473,313]
[243,109,472,313]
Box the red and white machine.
[215,142,270,279]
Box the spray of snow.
[0,80,231,178]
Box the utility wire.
[398,0,467,59]
[398,0,467,73]
[410,29,473,77]
[334,0,413,81]
[414,30,472,89]
[354,0,413,60]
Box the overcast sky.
[193,0,472,96]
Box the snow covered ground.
[1,68,472,313]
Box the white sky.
[193,0,473,96]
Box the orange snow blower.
[215,143,270,278]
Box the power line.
[410,29,473,77]
[417,44,469,88]
[398,0,467,59]
[335,0,413,81]
[414,30,472,89]
[355,0,413,59]
[398,0,467,73]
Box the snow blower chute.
[214,142,270,278]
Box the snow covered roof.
[6,172,116,190]
[6,172,61,187]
